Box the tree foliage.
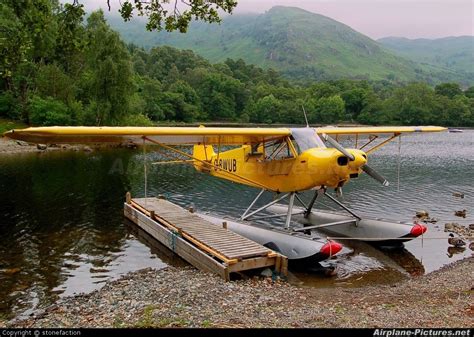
[0,1,472,128]
[112,0,237,32]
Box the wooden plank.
[174,234,228,280]
[190,228,248,238]
[197,243,264,253]
[128,198,285,277]
[197,239,262,247]
[178,225,236,235]
[155,215,240,265]
[213,249,263,258]
[184,231,238,240]
[275,255,281,274]
[228,256,277,272]
[194,237,246,246]
[217,246,270,254]
[125,203,228,280]
[125,207,177,251]
[200,241,267,251]
[178,230,232,239]
[215,245,268,254]
[184,236,260,249]
[172,223,224,231]
[281,256,288,276]
[193,234,260,243]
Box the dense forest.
[1,1,473,127]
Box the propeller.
[322,134,355,161]
[361,164,390,186]
[321,133,390,187]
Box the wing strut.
[142,137,273,191]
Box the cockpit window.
[290,128,326,153]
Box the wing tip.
[2,129,14,139]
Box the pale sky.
[77,0,474,39]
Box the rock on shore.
[6,258,473,328]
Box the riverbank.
[0,138,43,154]
[5,257,472,328]
[0,138,134,155]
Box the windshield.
[290,128,325,153]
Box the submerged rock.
[448,233,466,248]
[444,223,458,232]
[416,210,429,218]
[454,210,467,218]
[260,268,273,277]
[36,144,47,150]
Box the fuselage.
[193,128,368,193]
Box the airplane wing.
[2,126,291,145]
[316,126,446,136]
[315,125,447,154]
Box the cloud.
[69,0,474,39]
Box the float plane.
[4,125,446,261]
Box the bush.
[0,91,21,120]
[29,96,72,126]
[119,113,154,126]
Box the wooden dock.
[124,194,288,281]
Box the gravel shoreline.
[0,138,133,155]
[5,257,472,328]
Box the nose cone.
[303,148,369,189]
[333,149,368,186]
[348,149,367,170]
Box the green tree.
[54,3,86,74]
[0,3,30,89]
[434,83,463,99]
[314,95,345,123]
[252,94,283,124]
[384,83,436,125]
[309,83,339,99]
[35,63,75,103]
[341,87,369,120]
[82,10,134,125]
[464,86,474,99]
[115,0,237,32]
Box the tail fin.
[193,144,215,172]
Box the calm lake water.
[0,130,473,319]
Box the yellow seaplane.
[4,125,445,262]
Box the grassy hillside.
[109,6,470,84]
[378,36,474,80]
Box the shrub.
[29,96,71,126]
[0,91,21,119]
[120,113,154,126]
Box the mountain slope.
[109,6,469,83]
[378,36,474,77]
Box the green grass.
[0,119,27,135]
[135,305,157,328]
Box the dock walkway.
[124,195,287,281]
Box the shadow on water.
[0,131,472,318]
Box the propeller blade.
[321,134,355,161]
[361,164,390,187]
